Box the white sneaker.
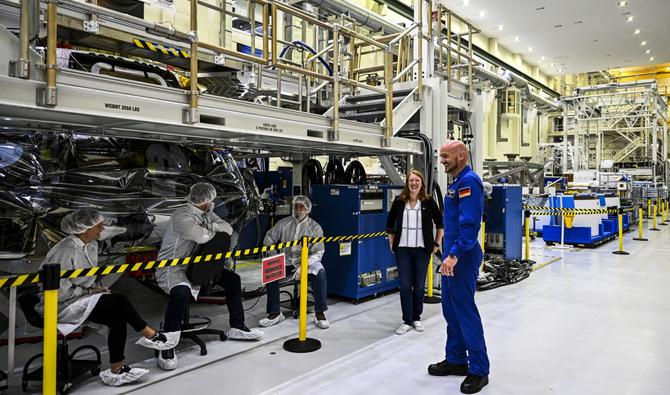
[227,326,264,340]
[135,331,181,350]
[395,323,413,335]
[157,348,178,371]
[259,313,285,327]
[413,321,425,332]
[99,365,149,386]
[314,313,330,329]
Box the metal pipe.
[339,76,387,94]
[249,0,256,58]
[274,1,332,31]
[189,0,198,122]
[446,11,451,90]
[468,25,473,98]
[17,0,31,78]
[271,3,277,66]
[392,58,418,83]
[306,43,333,64]
[45,0,57,106]
[310,80,330,95]
[417,0,423,99]
[262,3,269,61]
[331,26,340,141]
[274,62,333,81]
[338,24,387,50]
[388,22,417,47]
[384,48,393,146]
[351,64,387,74]
[199,39,270,65]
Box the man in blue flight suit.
[428,140,489,394]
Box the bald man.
[428,140,489,394]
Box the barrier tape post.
[661,199,668,226]
[480,213,486,270]
[612,208,629,255]
[424,254,440,304]
[523,210,531,261]
[42,264,60,395]
[633,205,648,241]
[651,203,660,231]
[647,198,651,218]
[283,236,321,353]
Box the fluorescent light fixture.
[626,16,634,22]
[479,10,486,17]
[618,1,627,6]
[649,57,654,61]
[645,49,651,54]
[634,29,640,34]
[641,41,647,46]
[497,25,504,31]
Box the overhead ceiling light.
[497,25,504,31]
[514,36,519,42]
[641,41,647,46]
[618,1,627,6]
[649,57,654,61]
[557,68,563,73]
[634,29,641,34]
[528,46,534,52]
[645,49,651,54]
[541,56,546,60]
[479,10,486,17]
[666,67,670,72]
[463,0,470,5]
[626,16,634,22]
[550,63,555,67]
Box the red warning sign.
[261,253,286,285]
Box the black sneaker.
[460,374,489,394]
[427,359,469,376]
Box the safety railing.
[435,4,480,97]
[23,0,442,148]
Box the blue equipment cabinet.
[310,185,401,301]
[484,185,522,260]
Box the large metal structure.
[562,80,669,182]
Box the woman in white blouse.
[386,170,444,335]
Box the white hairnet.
[61,209,104,235]
[187,182,217,205]
[483,182,493,198]
[292,195,312,214]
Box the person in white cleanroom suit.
[259,195,330,329]
[156,182,262,371]
[37,208,180,387]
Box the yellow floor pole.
[651,204,660,231]
[426,255,433,297]
[283,237,321,352]
[612,210,629,255]
[480,220,485,270]
[298,236,308,341]
[633,206,647,241]
[42,264,60,395]
[647,199,651,218]
[661,200,668,226]
[524,211,531,261]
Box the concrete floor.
[2,221,669,395]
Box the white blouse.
[398,200,425,248]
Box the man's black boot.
[427,359,469,376]
[460,374,489,394]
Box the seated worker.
[156,182,262,371]
[37,209,180,387]
[259,195,329,329]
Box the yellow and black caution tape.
[133,38,190,58]
[523,205,636,215]
[0,231,388,289]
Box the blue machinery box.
[311,185,401,301]
[484,185,522,260]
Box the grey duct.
[473,65,510,89]
[306,0,404,34]
[91,62,168,87]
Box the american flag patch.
[458,187,471,198]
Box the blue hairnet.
[61,209,104,235]
[187,182,217,205]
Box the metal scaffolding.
[562,80,668,179]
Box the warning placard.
[261,253,286,285]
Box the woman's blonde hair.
[399,169,430,202]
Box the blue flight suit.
[442,165,490,376]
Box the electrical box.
[310,184,401,301]
[484,185,522,260]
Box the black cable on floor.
[477,256,534,291]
